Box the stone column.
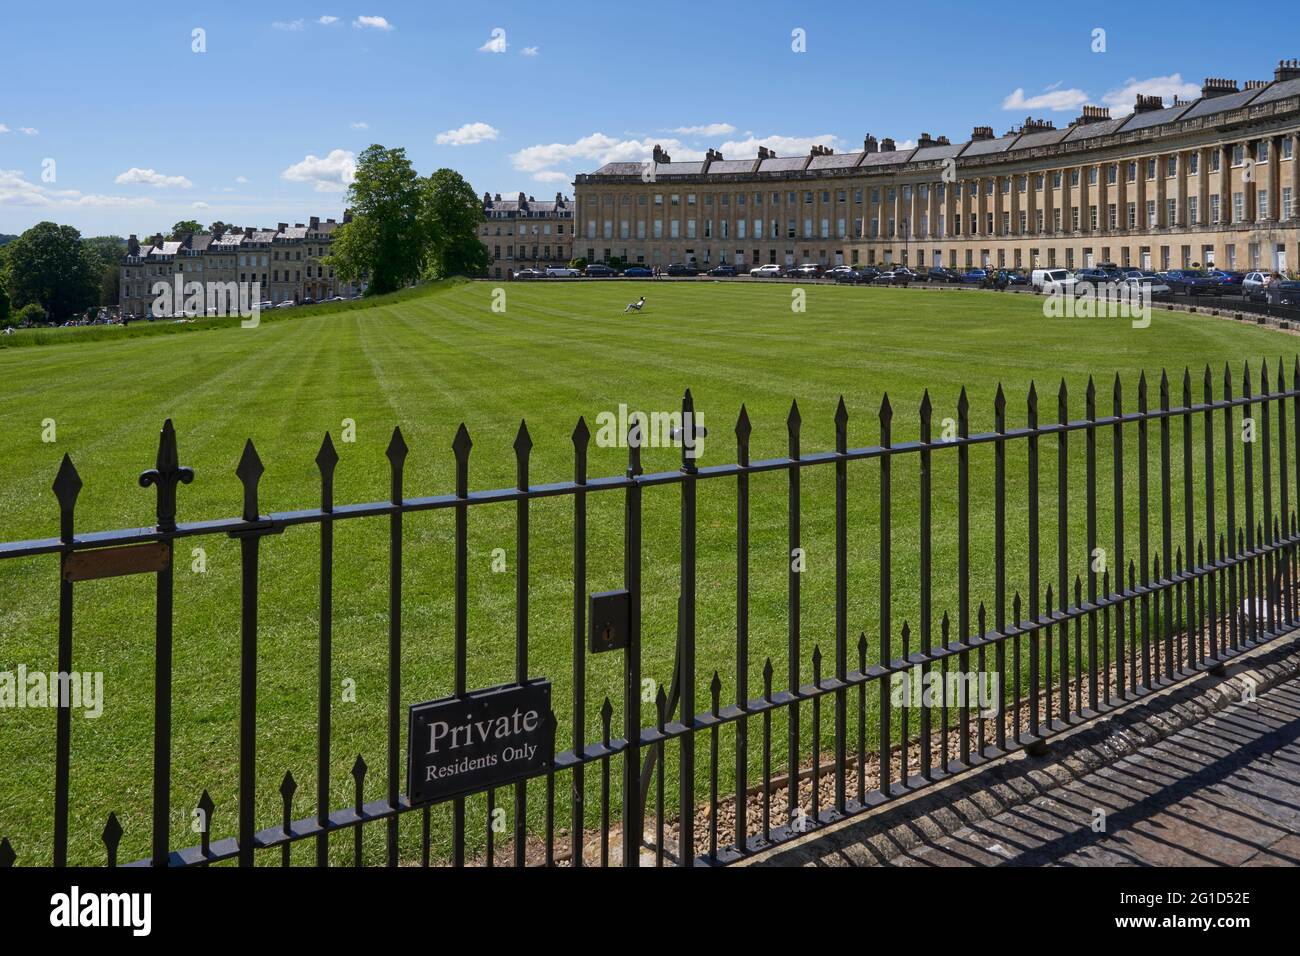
[1176,152,1188,228]
[1155,153,1168,228]
[1270,135,1282,221]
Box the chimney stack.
[1201,77,1238,98]
[881,137,896,152]
[863,134,878,154]
[310,216,320,228]
[1276,59,1300,82]
[1133,94,1163,113]
[127,235,139,256]
[970,126,994,141]
[1074,105,1111,124]
[651,144,671,164]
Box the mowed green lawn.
[0,279,1293,865]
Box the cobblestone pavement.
[895,676,1300,866]
[750,644,1300,867]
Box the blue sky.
[2,0,1299,237]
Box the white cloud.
[510,133,713,177]
[0,124,8,133]
[234,175,250,184]
[1001,85,1090,112]
[318,15,339,25]
[894,139,917,150]
[715,133,839,157]
[272,19,304,31]
[353,15,392,31]
[533,171,569,184]
[192,201,210,209]
[18,127,38,136]
[479,28,507,53]
[1101,73,1200,115]
[436,122,500,146]
[0,168,154,208]
[115,167,194,189]
[281,148,356,192]
[669,123,736,137]
[351,121,369,129]
[521,46,539,56]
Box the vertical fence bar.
[1262,364,1275,636]
[834,397,848,813]
[1159,372,1174,680]
[514,422,532,868]
[1244,364,1257,644]
[787,400,802,814]
[879,395,893,796]
[571,418,589,867]
[1138,373,1151,688]
[957,388,971,765]
[1203,367,1218,663]
[1085,378,1099,712]
[385,427,407,867]
[52,455,82,868]
[1276,362,1290,626]
[1028,383,1040,740]
[679,389,697,866]
[1113,374,1127,696]
[624,410,644,868]
[452,424,472,865]
[316,434,337,867]
[1182,371,1195,672]
[735,407,751,850]
[235,439,264,867]
[994,385,1007,749]
[919,392,933,778]
[1057,381,1069,722]
[1224,365,1239,652]
[140,421,192,868]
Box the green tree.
[15,302,46,326]
[328,144,425,295]
[421,168,490,278]
[0,285,9,328]
[6,222,100,321]
[168,220,203,240]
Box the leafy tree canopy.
[5,222,100,321]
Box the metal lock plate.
[588,589,630,654]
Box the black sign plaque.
[407,678,554,805]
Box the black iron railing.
[2,358,1299,868]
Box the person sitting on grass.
[624,295,646,313]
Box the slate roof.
[1010,127,1071,150]
[808,151,864,169]
[1250,76,1300,104]
[1062,115,1129,141]
[707,159,759,175]
[758,156,810,173]
[1179,87,1262,120]
[1119,102,1192,132]
[908,142,965,163]
[961,133,1019,156]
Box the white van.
[1031,268,1075,293]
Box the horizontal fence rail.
[3,357,1300,867]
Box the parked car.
[1122,272,1173,300]
[927,267,961,283]
[873,269,911,286]
[1208,269,1246,294]
[833,268,864,284]
[583,263,616,277]
[960,269,988,285]
[1004,269,1029,286]
[823,265,854,278]
[1246,278,1300,306]
[1242,271,1269,296]
[1037,269,1077,294]
[666,262,699,277]
[1162,269,1223,296]
[707,264,739,277]
[792,262,823,278]
[1073,267,1124,287]
[515,268,545,279]
[546,265,580,277]
[621,266,652,277]
[750,263,783,278]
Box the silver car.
[1242,271,1269,296]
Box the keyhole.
[601,622,614,645]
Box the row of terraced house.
[570,60,1300,276]
[119,214,362,318]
